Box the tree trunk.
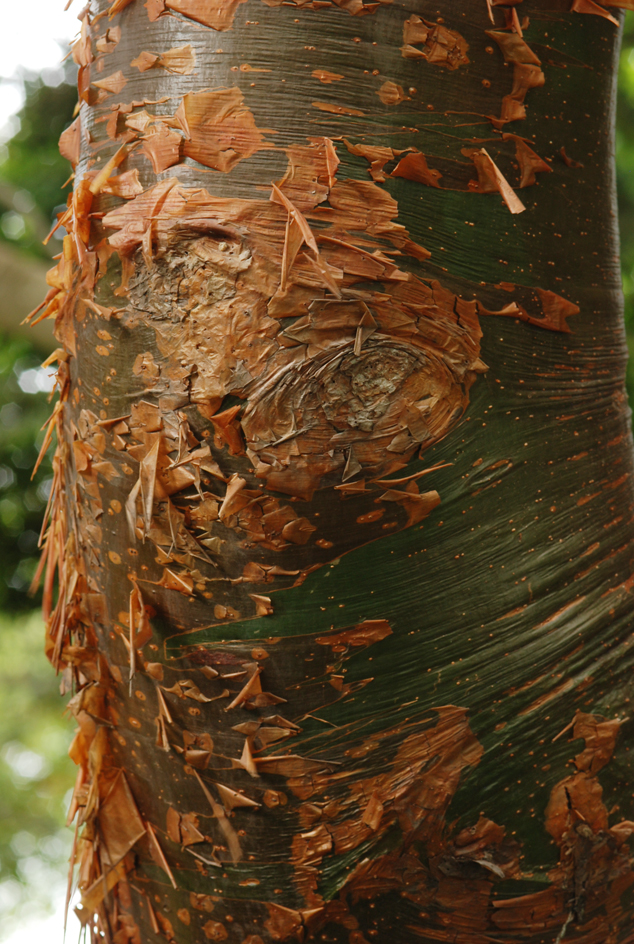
[38,0,634,941]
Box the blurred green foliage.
[0,72,76,617]
[618,13,634,398]
[0,336,54,614]
[0,74,76,259]
[1,78,76,221]
[0,611,73,934]
[0,71,77,935]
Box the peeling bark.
[34,1,634,941]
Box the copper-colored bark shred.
[344,140,408,182]
[142,123,182,173]
[311,101,365,117]
[391,151,442,187]
[98,771,147,865]
[571,0,620,23]
[312,69,344,84]
[58,117,81,166]
[485,29,545,125]
[377,80,409,105]
[132,45,195,74]
[181,88,270,172]
[502,132,552,188]
[164,0,249,30]
[402,15,470,70]
[465,147,526,213]
[92,70,128,94]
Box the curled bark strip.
[467,148,526,213]
[402,15,470,70]
[485,29,545,125]
[571,0,620,23]
[162,0,249,31]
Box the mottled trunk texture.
[35,0,634,941]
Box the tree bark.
[39,0,634,941]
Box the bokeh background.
[0,6,633,943]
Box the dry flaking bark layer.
[31,0,634,942]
